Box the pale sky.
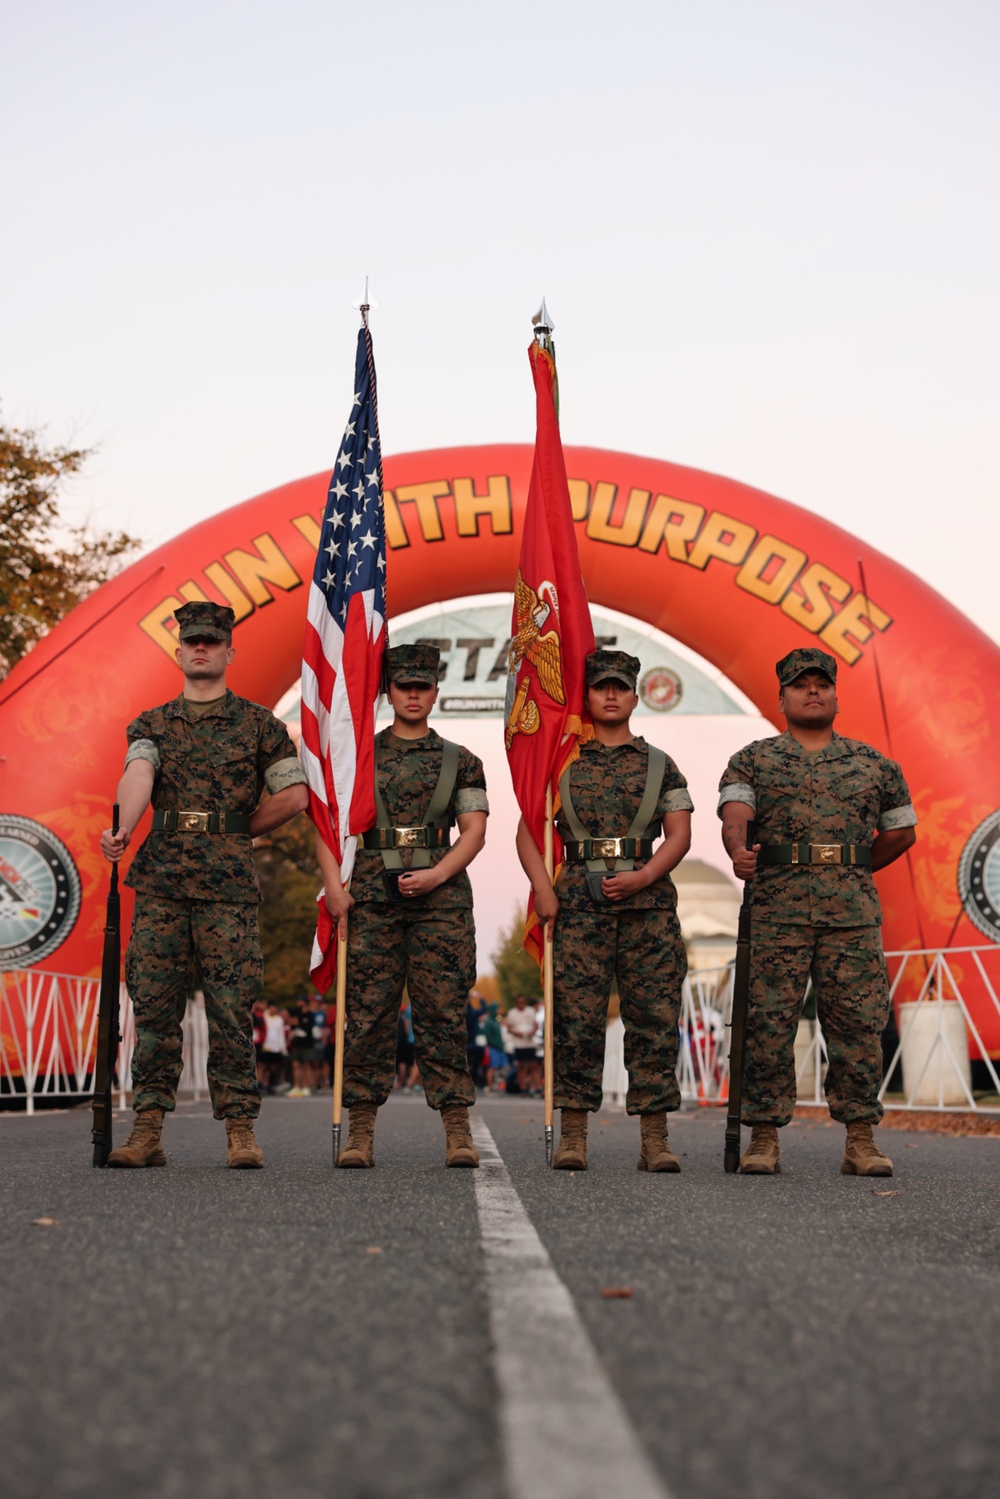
[3,0,999,647]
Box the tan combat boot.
[841,1121,893,1177]
[552,1108,588,1170]
[441,1103,480,1168]
[226,1117,264,1168]
[637,1111,681,1172]
[107,1108,166,1168]
[740,1123,781,1175]
[337,1102,377,1168]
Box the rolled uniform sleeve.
[125,737,160,771]
[718,746,757,815]
[878,758,917,831]
[661,756,694,816]
[454,747,489,816]
[265,756,308,794]
[258,716,307,793]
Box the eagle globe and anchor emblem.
[0,815,82,970]
[958,810,1000,945]
[504,572,566,748]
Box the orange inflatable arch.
[1,445,999,1039]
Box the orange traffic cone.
[716,1072,729,1106]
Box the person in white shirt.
[506,994,542,1097]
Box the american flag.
[301,327,387,988]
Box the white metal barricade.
[0,971,209,1112]
[601,947,1000,1115]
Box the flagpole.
[543,783,555,1166]
[331,909,349,1164]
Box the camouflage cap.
[385,643,440,686]
[776,647,838,688]
[174,601,236,641]
[585,648,640,691]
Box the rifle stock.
[723,819,755,1173]
[91,803,122,1166]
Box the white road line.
[471,1117,674,1499]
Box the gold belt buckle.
[593,837,622,859]
[178,811,210,832]
[394,826,424,848]
[811,843,842,864]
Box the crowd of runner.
[252,992,545,1099]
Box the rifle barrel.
[723,819,755,1173]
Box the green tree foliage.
[491,903,542,1007]
[255,809,324,1003]
[0,409,140,676]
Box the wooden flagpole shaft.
[331,914,348,1165]
[543,784,555,1167]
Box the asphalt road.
[2,1095,999,1499]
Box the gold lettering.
[221,533,302,608]
[585,484,650,547]
[568,479,590,521]
[637,496,705,560]
[394,481,449,543]
[202,564,254,621]
[452,475,512,537]
[736,535,807,605]
[138,596,185,659]
[779,562,851,633]
[687,511,756,571]
[383,489,409,550]
[820,591,893,665]
[291,514,322,550]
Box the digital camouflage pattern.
[551,735,691,1115]
[554,737,694,913]
[384,643,440,685]
[553,908,687,1114]
[745,921,890,1125]
[174,600,236,640]
[343,727,486,1111]
[350,728,488,908]
[775,647,838,687]
[124,690,305,903]
[719,730,916,1126]
[342,905,477,1110]
[126,896,263,1119]
[121,691,303,1120]
[585,648,640,689]
[717,732,916,927]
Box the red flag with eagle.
[505,322,595,962]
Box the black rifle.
[724,819,755,1173]
[92,803,122,1166]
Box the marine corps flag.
[506,310,594,962]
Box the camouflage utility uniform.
[554,737,693,1114]
[718,733,917,1125]
[344,727,488,1111]
[124,691,306,1120]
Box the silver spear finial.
[352,277,380,327]
[532,297,554,341]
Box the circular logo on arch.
[0,815,82,970]
[639,666,683,713]
[958,811,1000,945]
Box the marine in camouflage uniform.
[99,602,308,1168]
[718,647,917,1176]
[318,644,489,1169]
[516,649,694,1172]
